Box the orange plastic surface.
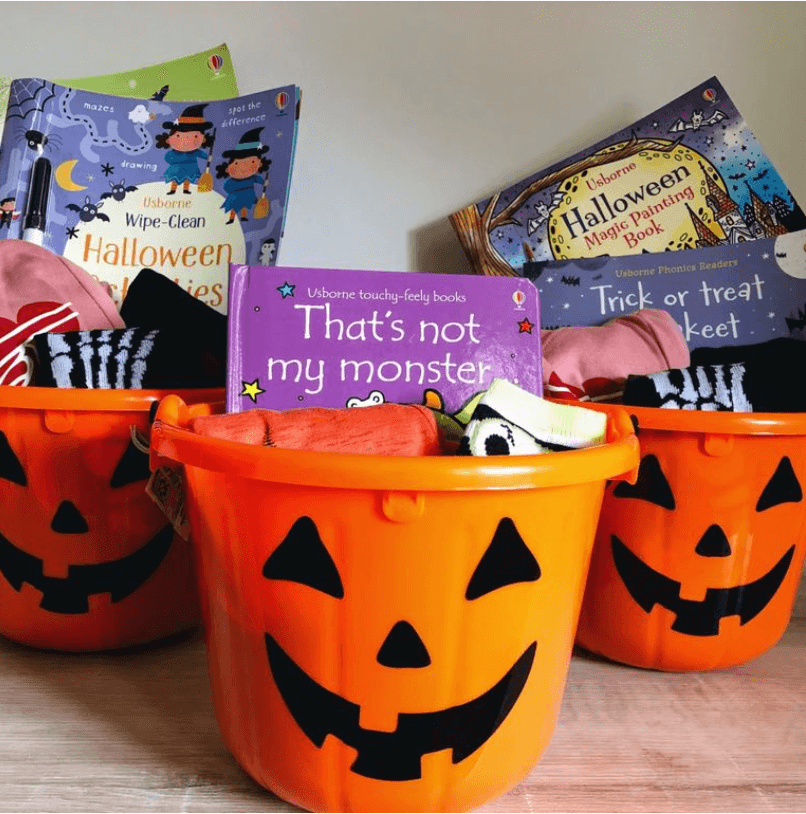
[150,396,639,812]
[0,385,223,651]
[577,402,806,671]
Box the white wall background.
[3,2,805,275]
[3,1,806,613]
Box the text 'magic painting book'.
[526,229,806,350]
[227,265,542,415]
[450,77,805,276]
[0,78,300,313]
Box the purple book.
[226,265,542,415]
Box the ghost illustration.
[259,238,276,266]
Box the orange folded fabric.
[190,403,444,456]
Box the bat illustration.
[668,109,727,133]
[150,85,169,101]
[786,306,806,334]
[728,172,746,180]
[753,169,769,181]
[527,190,565,235]
[65,197,110,223]
[561,275,581,287]
[100,179,139,202]
[592,274,603,280]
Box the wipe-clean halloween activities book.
[226,265,542,416]
[450,76,806,276]
[0,78,300,314]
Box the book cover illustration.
[525,228,806,350]
[226,264,542,416]
[0,80,300,313]
[450,77,806,277]
[0,44,239,138]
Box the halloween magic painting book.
[0,79,300,313]
[449,77,805,277]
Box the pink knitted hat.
[542,308,690,401]
[0,240,124,386]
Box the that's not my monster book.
[226,265,542,417]
[0,78,300,313]
[450,77,805,276]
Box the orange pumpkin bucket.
[577,403,806,672]
[0,385,223,651]
[150,395,639,813]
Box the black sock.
[120,268,227,366]
[32,327,225,389]
[690,337,806,367]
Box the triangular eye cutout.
[466,517,540,601]
[263,516,344,598]
[110,439,151,488]
[757,456,803,512]
[612,454,675,510]
[0,431,26,486]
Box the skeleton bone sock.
[622,356,806,412]
[458,378,607,456]
[32,326,225,389]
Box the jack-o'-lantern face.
[0,420,198,650]
[577,427,806,671]
[261,515,538,781]
[610,453,798,636]
[0,431,171,612]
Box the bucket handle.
[149,395,221,472]
[605,406,640,484]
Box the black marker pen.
[23,156,51,245]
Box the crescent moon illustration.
[55,159,87,192]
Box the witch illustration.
[155,104,215,195]
[216,127,271,224]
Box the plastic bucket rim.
[150,408,640,493]
[585,400,806,437]
[0,384,225,414]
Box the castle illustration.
[686,161,791,248]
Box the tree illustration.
[450,134,684,277]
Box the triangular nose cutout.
[51,501,89,534]
[377,621,431,668]
[695,524,732,557]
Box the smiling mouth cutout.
[0,524,174,614]
[265,633,536,781]
[612,535,795,636]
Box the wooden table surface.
[0,620,803,813]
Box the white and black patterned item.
[623,356,806,412]
[458,378,607,457]
[32,326,224,390]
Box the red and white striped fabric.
[0,240,123,386]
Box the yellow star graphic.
[241,379,266,403]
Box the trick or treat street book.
[0,44,239,141]
[226,264,542,417]
[0,80,300,314]
[525,229,806,350]
[449,77,805,277]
